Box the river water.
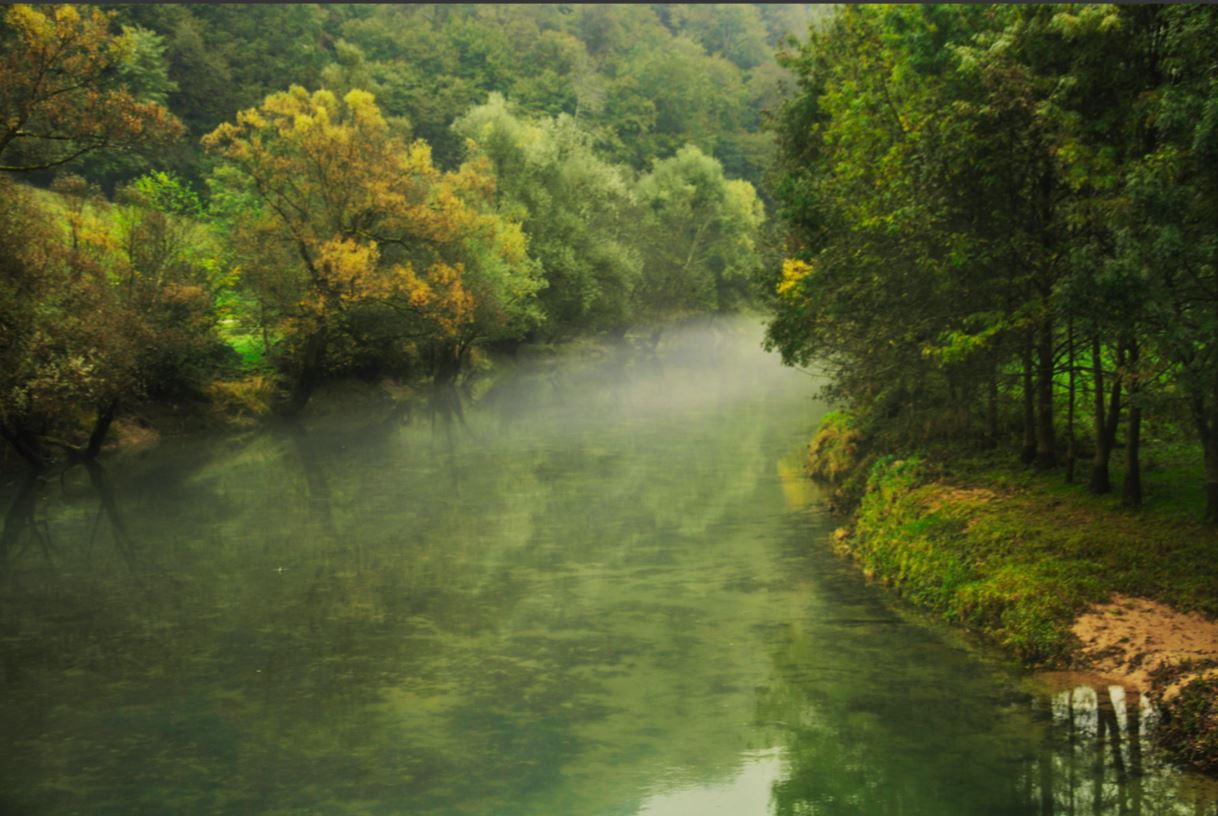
[0,320,1215,815]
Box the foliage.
[0,172,226,466]
[0,4,182,172]
[0,3,792,463]
[805,411,874,513]
[204,86,542,407]
[455,94,641,338]
[845,448,1218,664]
[1157,674,1218,775]
[635,145,765,326]
[764,4,1218,520]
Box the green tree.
[635,145,764,333]
[455,94,641,338]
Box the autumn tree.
[0,4,181,173]
[0,170,229,469]
[204,86,540,411]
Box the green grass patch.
[225,332,267,369]
[839,446,1218,666]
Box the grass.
[829,440,1218,666]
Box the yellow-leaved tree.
[0,4,182,172]
[204,86,541,411]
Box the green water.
[1,321,1215,815]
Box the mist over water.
[0,316,1214,815]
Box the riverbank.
[0,335,602,478]
[809,418,1218,773]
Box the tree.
[635,144,764,333]
[0,168,233,469]
[0,4,181,172]
[204,86,540,410]
[455,94,641,338]
[1118,4,1218,520]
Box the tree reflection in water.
[763,667,1218,816]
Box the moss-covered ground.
[842,444,1218,664]
[814,425,1218,771]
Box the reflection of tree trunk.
[1094,687,1107,816]
[0,472,39,567]
[1094,686,1129,816]
[1126,689,1143,816]
[428,384,470,491]
[288,425,339,543]
[85,461,137,571]
[1104,689,1127,816]
[1040,693,1055,815]
[1067,689,1078,816]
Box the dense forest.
[764,5,1218,523]
[4,3,1218,525]
[0,3,818,470]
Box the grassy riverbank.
[810,415,1218,770]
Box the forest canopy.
[0,3,810,467]
[763,4,1218,522]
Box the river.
[0,319,1214,815]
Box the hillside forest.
[0,3,816,469]
[3,3,1218,529]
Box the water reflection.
[0,470,42,566]
[1022,681,1218,816]
[0,319,1215,815]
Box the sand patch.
[1072,594,1218,695]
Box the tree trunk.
[1190,377,1218,524]
[1122,338,1142,509]
[1035,312,1056,469]
[1021,334,1037,465]
[1,471,39,561]
[432,341,463,387]
[1066,317,1076,483]
[287,328,327,415]
[1204,441,1218,525]
[82,399,118,461]
[986,360,999,450]
[1126,688,1143,814]
[1090,336,1122,494]
[1090,335,1109,492]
